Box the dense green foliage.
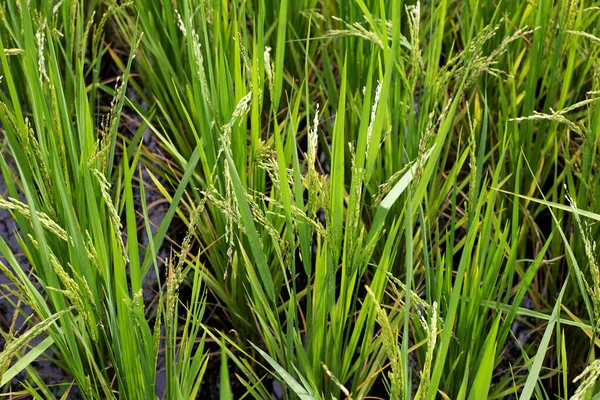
[1,0,600,398]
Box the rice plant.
[2,0,600,398]
[0,1,207,398]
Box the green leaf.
[250,342,316,400]
[467,315,500,400]
[1,336,54,386]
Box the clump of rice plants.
[0,1,207,398]
[2,0,600,398]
